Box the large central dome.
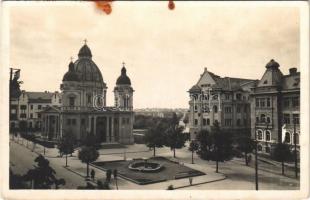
[73,44,106,86]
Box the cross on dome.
[83,39,87,45]
[122,62,126,67]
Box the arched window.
[69,97,75,106]
[257,130,263,140]
[265,146,271,153]
[260,114,266,123]
[284,132,291,143]
[213,105,218,113]
[258,145,263,151]
[265,130,271,141]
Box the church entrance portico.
[96,116,107,142]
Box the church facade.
[40,43,134,144]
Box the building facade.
[41,43,134,144]
[250,59,300,154]
[10,91,61,132]
[188,68,257,140]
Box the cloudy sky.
[8,2,299,108]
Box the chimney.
[289,68,297,75]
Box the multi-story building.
[250,59,300,154]
[10,90,61,132]
[41,42,134,144]
[188,68,257,140]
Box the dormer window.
[263,80,268,84]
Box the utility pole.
[293,118,298,178]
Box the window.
[266,117,271,124]
[38,105,42,110]
[67,119,71,125]
[243,119,247,126]
[257,130,263,140]
[294,134,299,145]
[293,114,300,124]
[260,98,265,107]
[69,97,75,106]
[236,106,241,113]
[30,113,33,119]
[236,119,241,126]
[72,119,76,125]
[207,118,210,125]
[81,118,85,125]
[127,118,130,124]
[87,94,92,104]
[265,147,271,153]
[265,130,271,141]
[260,114,266,123]
[255,98,259,107]
[29,122,32,129]
[202,104,209,113]
[283,114,290,124]
[224,107,232,113]
[20,105,27,110]
[266,98,271,107]
[283,98,290,108]
[194,105,198,112]
[284,132,291,143]
[244,105,247,113]
[225,94,230,100]
[256,117,259,123]
[59,99,62,104]
[236,93,242,100]
[203,119,206,126]
[194,119,198,126]
[292,97,299,107]
[38,113,41,118]
[263,80,268,84]
[213,105,218,113]
[20,113,26,118]
[258,145,263,151]
[224,119,232,126]
[30,105,33,110]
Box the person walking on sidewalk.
[91,169,95,181]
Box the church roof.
[63,61,80,82]
[78,44,92,58]
[257,59,284,87]
[116,66,131,85]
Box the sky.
[8,1,300,109]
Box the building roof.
[63,61,80,82]
[23,91,60,103]
[116,66,131,85]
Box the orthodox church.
[40,42,134,144]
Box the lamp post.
[293,118,298,178]
[254,122,258,190]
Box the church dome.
[63,61,80,82]
[116,66,131,85]
[78,44,92,58]
[73,43,105,86]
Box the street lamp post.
[254,122,258,190]
[293,118,298,178]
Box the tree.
[144,122,166,157]
[272,143,293,175]
[236,134,255,166]
[188,140,199,164]
[57,131,75,167]
[165,121,186,158]
[23,155,65,189]
[197,121,234,173]
[78,146,99,177]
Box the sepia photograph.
[1,1,309,199]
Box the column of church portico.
[106,117,110,142]
[111,117,115,142]
[93,116,97,136]
[47,115,50,140]
[88,116,92,134]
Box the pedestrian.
[189,177,193,185]
[248,154,252,164]
[91,169,95,181]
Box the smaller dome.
[63,61,80,82]
[78,44,92,58]
[116,66,131,85]
[266,59,280,69]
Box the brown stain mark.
[94,1,113,15]
[168,1,175,10]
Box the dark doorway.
[96,117,107,142]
